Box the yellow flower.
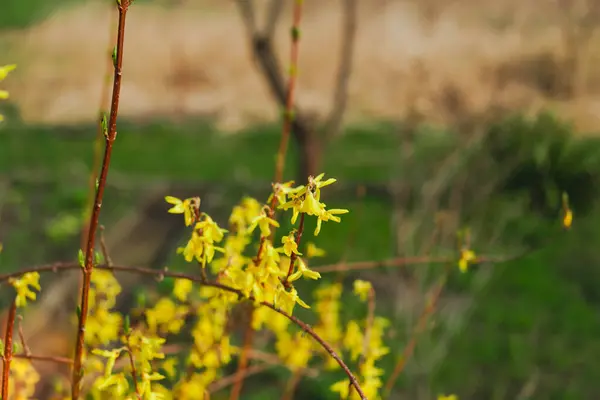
[9,272,41,307]
[306,242,325,258]
[458,249,476,273]
[173,278,193,302]
[288,257,321,282]
[248,212,280,237]
[563,208,573,229]
[353,279,372,301]
[0,64,16,81]
[331,380,351,399]
[315,207,349,236]
[275,287,310,314]
[161,357,178,380]
[438,395,458,400]
[165,196,197,226]
[280,232,302,257]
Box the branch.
[322,0,358,142]
[71,1,131,398]
[312,254,509,273]
[273,0,304,184]
[2,262,367,399]
[1,300,16,400]
[384,269,449,395]
[14,353,73,365]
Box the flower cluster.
[2,172,466,399]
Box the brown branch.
[1,300,16,400]
[281,369,302,400]
[273,0,304,184]
[229,303,255,400]
[125,335,141,399]
[264,0,284,38]
[313,255,508,273]
[210,364,270,393]
[14,353,73,365]
[81,9,119,252]
[322,0,358,141]
[383,270,449,395]
[16,316,31,357]
[3,261,367,399]
[71,1,131,398]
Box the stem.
[281,370,302,400]
[274,0,304,184]
[14,353,73,364]
[1,300,16,400]
[80,9,118,252]
[383,271,448,395]
[125,336,141,399]
[71,2,130,398]
[228,306,254,400]
[285,213,305,283]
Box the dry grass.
[4,0,600,132]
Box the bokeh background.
[2,0,600,399]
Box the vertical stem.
[274,0,304,184]
[125,337,141,399]
[383,270,448,395]
[1,300,16,400]
[71,2,130,398]
[80,8,118,252]
[285,213,305,282]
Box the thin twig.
[313,255,508,273]
[99,226,114,267]
[14,353,73,365]
[281,369,302,400]
[383,269,449,395]
[16,316,31,356]
[71,1,131,398]
[209,364,270,393]
[1,300,16,400]
[273,0,304,184]
[125,334,141,399]
[322,0,358,141]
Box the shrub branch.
[71,1,130,398]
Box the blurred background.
[2,0,600,398]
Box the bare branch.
[323,0,358,141]
[265,0,285,38]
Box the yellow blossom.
[458,249,476,273]
[438,395,458,400]
[173,278,193,302]
[9,272,41,308]
[353,279,373,302]
[563,208,573,229]
[314,207,349,236]
[280,232,302,257]
[165,196,197,226]
[248,212,280,237]
[288,257,321,282]
[306,242,326,258]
